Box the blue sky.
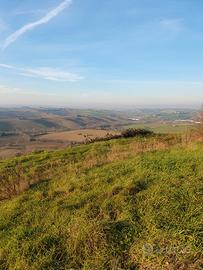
[0,0,203,108]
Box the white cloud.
[0,63,83,82]
[137,18,183,39]
[0,84,60,96]
[0,85,24,94]
[0,64,13,69]
[2,0,72,50]
[159,19,183,33]
[22,67,83,82]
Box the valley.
[0,107,198,159]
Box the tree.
[196,105,203,137]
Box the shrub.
[121,128,154,138]
[85,128,154,144]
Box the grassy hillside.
[0,136,202,269]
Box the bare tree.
[196,105,203,137]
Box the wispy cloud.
[0,64,13,69]
[137,18,183,39]
[0,84,59,96]
[22,67,83,82]
[2,0,72,50]
[0,84,24,94]
[0,64,83,82]
[159,19,183,33]
[14,9,46,16]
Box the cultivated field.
[38,129,118,143]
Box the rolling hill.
[0,107,198,159]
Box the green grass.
[0,136,202,269]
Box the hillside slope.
[0,136,202,270]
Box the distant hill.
[0,107,198,134]
[0,107,199,159]
[0,107,133,133]
[0,135,202,269]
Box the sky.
[0,0,203,108]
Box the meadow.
[0,133,202,269]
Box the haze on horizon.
[0,0,202,108]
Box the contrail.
[2,0,72,50]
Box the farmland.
[38,129,118,143]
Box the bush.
[121,128,154,138]
[85,129,154,144]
